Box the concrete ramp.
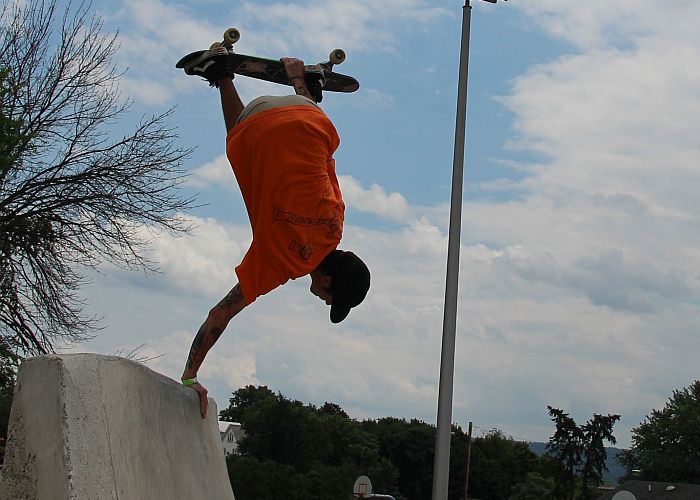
[0,354,235,500]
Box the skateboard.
[176,28,360,96]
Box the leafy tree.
[618,381,700,484]
[546,407,620,500]
[547,407,584,500]
[220,386,400,499]
[468,429,541,500]
[226,456,303,500]
[320,401,349,419]
[579,413,620,499]
[0,0,193,359]
[362,417,436,499]
[509,472,555,500]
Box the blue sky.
[55,0,700,449]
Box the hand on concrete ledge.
[189,381,208,418]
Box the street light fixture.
[431,1,506,499]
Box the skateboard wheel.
[329,49,345,65]
[223,28,241,45]
[209,41,222,50]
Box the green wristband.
[181,377,198,386]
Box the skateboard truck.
[209,27,241,51]
[322,48,346,73]
[306,49,346,100]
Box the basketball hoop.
[353,475,372,498]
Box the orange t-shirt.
[226,105,344,304]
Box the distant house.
[218,421,244,456]
[596,480,700,500]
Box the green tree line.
[219,386,621,500]
[219,383,700,497]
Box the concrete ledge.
[0,354,235,500]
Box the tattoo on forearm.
[186,324,211,370]
[186,323,224,370]
[185,284,244,372]
[217,284,244,309]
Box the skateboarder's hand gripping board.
[280,57,314,100]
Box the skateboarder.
[179,48,370,418]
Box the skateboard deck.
[176,28,359,94]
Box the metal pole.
[431,2,472,499]
[462,422,473,500]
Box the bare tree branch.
[0,0,196,358]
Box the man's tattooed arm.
[181,284,247,380]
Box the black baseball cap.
[326,250,370,323]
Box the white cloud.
[238,0,451,55]
[513,0,700,50]
[111,215,251,299]
[339,175,413,222]
[118,77,173,106]
[188,155,236,189]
